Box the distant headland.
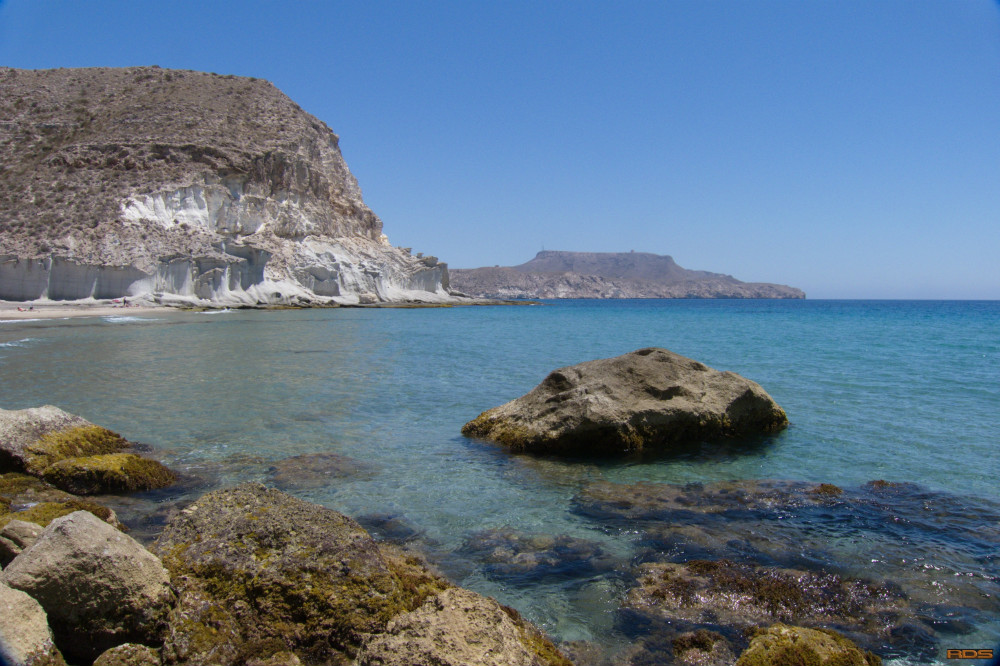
[450,250,805,299]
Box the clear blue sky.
[2,1,998,298]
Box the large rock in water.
[0,66,451,306]
[462,348,787,455]
[0,511,174,664]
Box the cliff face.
[0,66,450,305]
[451,251,804,299]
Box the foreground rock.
[153,483,571,665]
[463,348,787,455]
[0,519,43,566]
[0,511,174,664]
[736,624,881,666]
[0,406,175,494]
[357,587,571,666]
[0,580,67,666]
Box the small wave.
[199,309,234,315]
[0,338,34,348]
[0,317,46,324]
[101,315,161,323]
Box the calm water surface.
[1,300,997,664]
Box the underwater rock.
[0,511,174,664]
[356,512,425,544]
[266,451,374,490]
[460,527,620,583]
[153,483,450,665]
[0,473,127,531]
[356,587,572,666]
[735,624,881,666]
[462,348,787,455]
[0,406,176,494]
[0,580,67,666]
[622,558,913,650]
[573,478,1000,662]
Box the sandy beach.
[0,302,169,321]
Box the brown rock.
[463,348,787,455]
[0,580,67,666]
[92,644,160,666]
[0,519,43,567]
[735,624,881,666]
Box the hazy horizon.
[1,0,997,299]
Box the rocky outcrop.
[357,587,571,666]
[0,66,452,306]
[451,251,804,299]
[0,405,175,494]
[462,348,787,455]
[0,511,174,664]
[92,644,160,666]
[736,624,881,666]
[0,580,66,666]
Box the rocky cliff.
[450,251,804,299]
[0,66,451,305]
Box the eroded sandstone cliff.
[0,66,450,305]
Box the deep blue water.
[1,299,998,664]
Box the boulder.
[0,511,174,664]
[0,519,43,567]
[40,453,175,495]
[0,406,175,494]
[92,644,160,666]
[462,348,787,455]
[736,624,881,666]
[356,587,571,666]
[0,580,67,666]
[153,483,449,665]
[0,406,129,474]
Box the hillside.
[0,66,449,305]
[450,251,804,299]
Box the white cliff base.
[1,179,453,307]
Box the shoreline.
[0,302,168,321]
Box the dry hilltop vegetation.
[0,66,448,305]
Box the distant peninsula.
[450,251,805,299]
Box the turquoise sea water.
[1,300,998,664]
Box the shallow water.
[1,299,997,664]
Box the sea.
[1,299,998,665]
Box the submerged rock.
[462,348,787,455]
[356,587,572,666]
[0,511,174,664]
[573,478,1000,662]
[0,406,175,494]
[153,483,450,665]
[0,472,127,532]
[0,580,67,666]
[460,527,619,584]
[736,624,881,666]
[266,451,374,490]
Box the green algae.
[499,603,574,666]
[0,498,122,530]
[40,452,176,495]
[736,624,881,666]
[672,628,724,656]
[24,425,130,475]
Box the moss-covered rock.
[0,498,125,531]
[154,483,450,665]
[736,624,881,666]
[40,453,176,495]
[93,643,161,666]
[462,348,787,456]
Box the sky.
[1,1,998,299]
